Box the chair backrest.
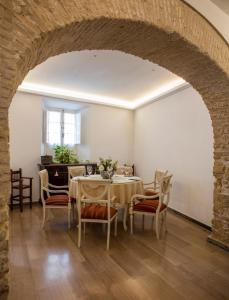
[157,174,173,211]
[77,179,112,220]
[11,168,22,183]
[39,169,49,203]
[68,166,86,183]
[116,165,133,176]
[154,169,168,189]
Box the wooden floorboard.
[6,205,229,300]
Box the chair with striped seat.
[68,165,86,184]
[129,174,172,239]
[39,169,74,228]
[77,179,118,250]
[143,169,168,195]
[116,165,134,176]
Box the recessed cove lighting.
[18,79,189,110]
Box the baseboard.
[207,235,229,251]
[168,207,212,231]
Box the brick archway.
[1,0,229,292]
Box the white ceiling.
[19,50,186,110]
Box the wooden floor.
[5,205,229,300]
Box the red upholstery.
[134,200,166,213]
[81,204,117,220]
[144,189,159,199]
[46,194,70,206]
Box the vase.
[100,170,114,179]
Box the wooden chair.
[77,179,118,250]
[39,169,73,228]
[68,166,86,184]
[143,169,168,194]
[116,165,134,176]
[129,174,172,239]
[10,168,33,212]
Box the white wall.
[79,104,133,163]
[134,87,214,226]
[9,92,43,203]
[9,92,133,202]
[9,88,214,226]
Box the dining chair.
[116,165,133,176]
[77,179,118,250]
[10,168,33,212]
[68,166,86,184]
[143,169,168,195]
[39,169,74,228]
[129,174,172,239]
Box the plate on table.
[125,176,141,181]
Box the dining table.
[69,174,144,230]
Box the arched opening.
[1,0,229,294]
[10,49,214,228]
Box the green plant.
[53,145,79,164]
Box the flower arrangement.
[98,158,118,179]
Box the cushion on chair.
[134,200,166,213]
[45,194,70,206]
[144,189,159,199]
[81,204,117,220]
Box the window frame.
[44,108,81,146]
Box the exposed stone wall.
[0,0,14,294]
[0,0,229,293]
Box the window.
[45,109,81,146]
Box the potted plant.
[53,145,79,164]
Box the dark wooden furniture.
[38,163,98,186]
[10,168,33,212]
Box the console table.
[38,162,98,186]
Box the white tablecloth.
[69,175,143,205]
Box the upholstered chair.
[77,179,118,250]
[129,174,172,239]
[68,166,86,184]
[143,169,168,195]
[39,169,74,228]
[116,165,133,176]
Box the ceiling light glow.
[18,79,189,110]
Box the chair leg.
[83,222,86,235]
[42,207,46,228]
[142,214,145,231]
[72,203,75,223]
[19,181,23,212]
[68,206,71,229]
[164,211,167,233]
[123,204,128,231]
[114,216,118,236]
[107,222,111,250]
[130,213,133,234]
[78,221,81,248]
[155,213,160,240]
[30,180,32,209]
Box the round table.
[69,174,143,230]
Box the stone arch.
[1,0,229,293]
